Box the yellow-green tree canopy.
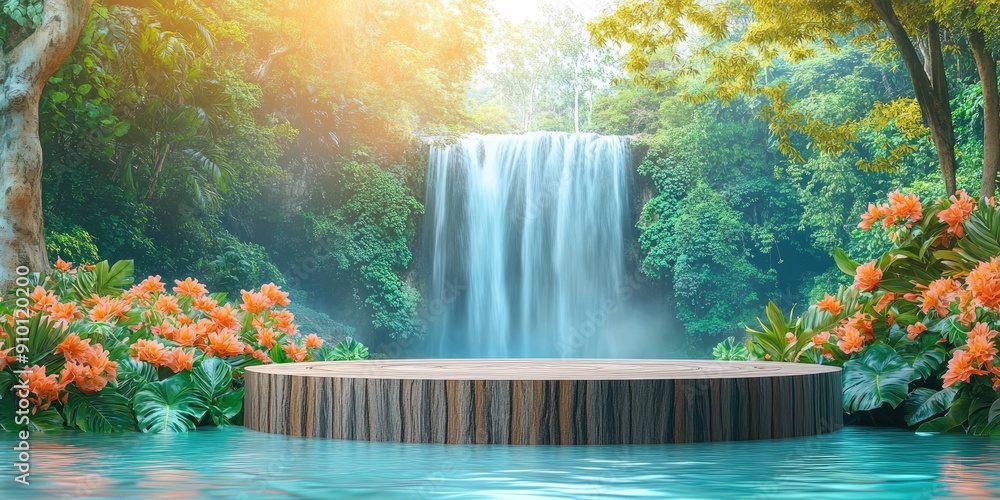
[590,0,1000,196]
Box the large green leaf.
[833,248,860,276]
[193,356,233,401]
[207,388,244,427]
[903,387,957,426]
[115,358,159,399]
[133,373,207,433]
[898,335,947,382]
[842,344,913,413]
[71,260,135,299]
[63,386,135,432]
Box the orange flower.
[240,290,272,314]
[937,190,976,238]
[20,366,67,411]
[282,341,308,362]
[943,350,987,388]
[151,320,176,339]
[54,257,73,272]
[89,296,132,322]
[834,324,866,354]
[920,278,962,317]
[874,292,897,313]
[153,295,182,315]
[205,330,245,358]
[255,328,279,349]
[0,342,16,370]
[966,323,998,366]
[209,304,240,331]
[277,322,298,336]
[906,322,927,341]
[956,290,977,325]
[49,302,83,330]
[304,334,324,349]
[858,203,886,231]
[845,312,874,340]
[64,363,109,393]
[56,334,92,363]
[131,338,168,365]
[163,348,195,373]
[271,309,294,326]
[853,260,882,292]
[812,331,830,348]
[173,278,208,298]
[259,283,290,308]
[252,349,272,363]
[81,344,117,379]
[886,191,923,227]
[967,257,1000,312]
[172,325,200,347]
[191,295,218,312]
[815,294,844,315]
[28,286,58,311]
[137,275,166,295]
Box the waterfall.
[422,132,640,358]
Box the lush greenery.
[732,191,1000,434]
[0,259,366,433]
[23,0,490,351]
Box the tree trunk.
[0,0,93,288]
[868,0,957,195]
[969,28,1000,198]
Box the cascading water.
[422,132,667,358]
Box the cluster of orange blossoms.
[944,323,1000,389]
[9,259,324,413]
[858,191,923,231]
[808,191,1000,392]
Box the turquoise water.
[1,426,999,498]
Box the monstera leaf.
[133,373,207,433]
[116,358,158,399]
[192,357,241,426]
[903,387,958,426]
[842,344,913,413]
[63,386,135,432]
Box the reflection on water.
[2,426,999,499]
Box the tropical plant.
[711,337,750,361]
[742,190,1000,434]
[0,258,368,433]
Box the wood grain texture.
[244,359,843,445]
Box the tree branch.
[4,0,93,92]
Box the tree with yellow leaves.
[590,0,1000,197]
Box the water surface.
[2,426,999,498]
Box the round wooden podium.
[244,359,842,444]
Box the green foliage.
[842,344,913,413]
[711,337,750,361]
[45,224,100,266]
[0,260,369,434]
[62,386,134,432]
[330,337,370,361]
[133,374,208,433]
[301,159,424,340]
[745,192,1000,434]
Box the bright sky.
[490,0,615,22]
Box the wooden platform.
[244,359,843,445]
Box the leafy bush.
[0,259,368,433]
[732,191,1000,434]
[45,224,100,265]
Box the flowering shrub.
[0,259,368,433]
[730,190,1000,434]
